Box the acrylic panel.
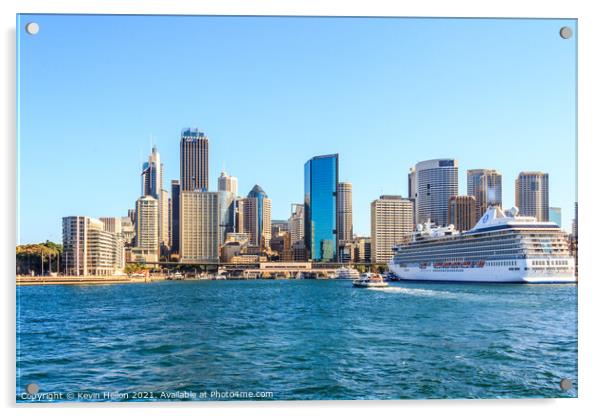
[16,14,578,402]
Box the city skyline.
[18,15,576,243]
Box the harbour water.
[16,280,577,401]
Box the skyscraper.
[141,145,162,199]
[304,154,338,262]
[289,203,305,245]
[180,128,209,192]
[170,180,181,255]
[370,196,414,264]
[133,195,159,263]
[467,169,502,218]
[218,170,238,197]
[414,159,458,226]
[243,185,272,250]
[141,146,169,250]
[180,191,220,262]
[218,190,236,246]
[408,167,418,225]
[448,195,478,232]
[549,207,562,227]
[515,172,549,221]
[336,182,353,245]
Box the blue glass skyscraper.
[304,154,339,262]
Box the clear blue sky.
[17,15,577,243]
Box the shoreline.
[16,275,167,286]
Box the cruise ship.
[388,206,576,283]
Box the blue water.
[16,280,577,401]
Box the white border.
[3,1,601,415]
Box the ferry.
[388,206,576,284]
[334,267,361,280]
[352,273,389,288]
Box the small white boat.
[352,273,389,288]
[334,267,361,280]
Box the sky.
[17,15,577,243]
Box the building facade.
[336,181,353,244]
[180,191,220,262]
[515,172,549,221]
[133,195,159,263]
[62,216,124,276]
[218,190,236,246]
[448,195,478,232]
[467,169,502,218]
[170,180,181,255]
[304,154,338,262]
[370,195,414,264]
[242,185,272,251]
[414,159,458,226]
[549,206,562,227]
[180,128,209,191]
[218,170,238,197]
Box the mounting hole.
[25,383,39,394]
[25,22,39,35]
[559,26,572,39]
[559,378,572,391]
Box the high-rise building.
[141,146,169,249]
[242,185,272,250]
[62,216,124,276]
[370,195,414,264]
[170,180,181,255]
[218,191,236,246]
[120,216,135,245]
[133,195,159,263]
[304,154,338,262]
[448,195,478,232]
[218,170,238,197]
[271,220,290,235]
[336,182,353,244]
[414,159,458,226]
[408,167,418,225]
[549,207,562,227]
[289,203,304,244]
[180,191,220,262]
[467,169,502,218]
[515,172,549,221]
[180,128,209,192]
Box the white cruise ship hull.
[388,259,576,284]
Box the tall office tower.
[218,170,238,197]
[467,169,502,218]
[289,203,304,243]
[336,182,353,243]
[370,195,414,264]
[141,146,163,198]
[160,189,169,248]
[414,159,458,226]
[242,185,272,250]
[170,180,181,255]
[168,197,172,247]
[549,207,562,227]
[448,195,478,232]
[408,167,418,225]
[180,191,220,262]
[235,197,245,234]
[141,146,169,249]
[218,191,236,246]
[62,216,124,276]
[515,172,549,221]
[180,128,209,191]
[304,154,338,262]
[133,195,159,263]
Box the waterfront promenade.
[16,275,166,286]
